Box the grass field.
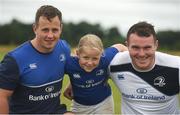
[0,45,180,114]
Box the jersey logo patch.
[45,86,54,93]
[29,63,37,69]
[73,73,81,79]
[96,69,104,76]
[136,88,147,94]
[154,76,166,87]
[59,54,65,62]
[117,74,124,80]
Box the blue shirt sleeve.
[61,40,71,57]
[101,47,119,66]
[0,54,20,90]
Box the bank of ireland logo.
[59,54,65,62]
[86,79,94,84]
[136,88,147,94]
[45,86,54,93]
[154,76,166,87]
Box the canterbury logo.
[73,73,81,79]
[29,63,37,69]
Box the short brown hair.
[35,5,62,25]
[127,21,157,41]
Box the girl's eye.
[83,57,89,60]
[92,58,98,61]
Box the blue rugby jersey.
[65,47,118,105]
[0,40,70,113]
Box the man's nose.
[139,49,145,56]
[47,31,53,38]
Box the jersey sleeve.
[61,40,71,57]
[101,47,119,66]
[0,54,20,90]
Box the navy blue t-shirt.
[0,39,70,113]
[65,47,118,105]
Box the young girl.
[64,34,127,114]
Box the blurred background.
[0,0,180,49]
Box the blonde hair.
[78,34,104,53]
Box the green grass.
[1,45,180,114]
[0,45,16,59]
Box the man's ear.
[125,41,128,47]
[32,23,37,34]
[60,23,63,32]
[155,40,159,50]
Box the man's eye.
[42,29,49,32]
[132,47,139,50]
[52,29,59,33]
[144,47,151,50]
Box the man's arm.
[111,44,128,52]
[0,88,13,114]
[0,54,19,113]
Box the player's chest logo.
[29,63,37,69]
[117,74,124,80]
[45,85,54,93]
[96,69,104,76]
[73,73,81,79]
[59,54,65,62]
[154,76,166,87]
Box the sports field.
[0,45,180,114]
